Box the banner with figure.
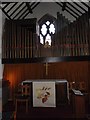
[33,81,56,107]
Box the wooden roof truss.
[0,2,89,20]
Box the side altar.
[22,79,69,107]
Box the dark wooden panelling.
[3,63,44,98]
[2,56,90,64]
[3,61,89,99]
[2,18,37,60]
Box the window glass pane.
[46,21,50,26]
[40,34,44,44]
[41,24,47,36]
[49,24,55,34]
[39,19,55,46]
[45,34,51,46]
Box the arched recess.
[38,14,57,57]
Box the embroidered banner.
[33,81,56,107]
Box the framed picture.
[33,81,56,107]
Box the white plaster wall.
[0,5,5,80]
[26,2,75,22]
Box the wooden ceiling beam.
[32,2,40,10]
[7,2,18,13]
[81,2,89,8]
[56,2,77,19]
[62,2,66,11]
[21,11,30,19]
[2,3,10,9]
[1,7,11,20]
[61,2,80,17]
[74,2,87,13]
[30,2,36,8]
[23,2,40,19]
[26,2,33,13]
[0,3,11,19]
[2,2,15,4]
[17,8,28,19]
[10,2,24,17]
[13,5,27,19]
[67,2,83,14]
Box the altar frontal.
[22,80,69,107]
[33,82,56,107]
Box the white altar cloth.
[22,79,69,107]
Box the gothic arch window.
[38,14,56,48]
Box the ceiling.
[0,2,89,21]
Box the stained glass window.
[40,20,55,47]
[45,34,51,46]
[41,24,47,36]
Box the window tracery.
[39,18,55,47]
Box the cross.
[44,62,50,76]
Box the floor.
[2,100,90,120]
